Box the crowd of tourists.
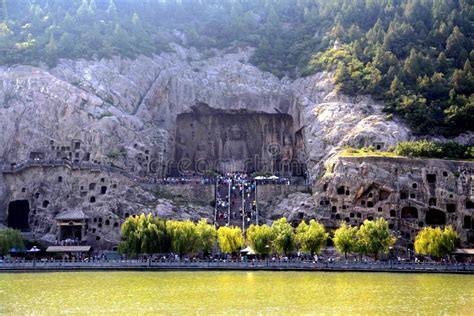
[215,173,258,228]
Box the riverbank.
[1,260,473,274]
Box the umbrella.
[268,175,279,180]
[254,176,266,180]
[27,246,40,253]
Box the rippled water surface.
[0,271,473,315]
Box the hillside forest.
[0,0,472,136]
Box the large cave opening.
[172,105,305,176]
[7,200,30,231]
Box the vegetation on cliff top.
[342,140,474,161]
[0,0,472,136]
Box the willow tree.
[166,220,199,257]
[217,226,244,255]
[196,218,217,256]
[270,217,296,256]
[118,213,168,257]
[295,220,329,256]
[0,228,25,255]
[333,222,357,259]
[414,225,458,258]
[141,215,168,254]
[246,224,273,256]
[356,218,396,260]
[118,214,143,257]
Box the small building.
[55,209,89,243]
[453,248,474,263]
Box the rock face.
[0,46,410,178]
[267,156,474,247]
[0,44,472,249]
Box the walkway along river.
[1,259,473,274]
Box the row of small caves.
[6,174,138,242]
[5,158,474,245]
[320,171,474,244]
[29,139,158,176]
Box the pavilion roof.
[46,246,91,253]
[55,209,89,221]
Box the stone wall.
[156,184,214,206]
[257,184,308,206]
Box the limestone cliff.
[1,45,472,249]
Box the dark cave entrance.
[7,200,30,231]
[425,208,446,225]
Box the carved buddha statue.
[221,125,249,172]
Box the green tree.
[450,60,474,95]
[217,226,244,254]
[356,218,396,260]
[0,228,25,256]
[414,226,459,258]
[295,220,328,255]
[195,218,217,256]
[118,214,142,257]
[166,220,199,257]
[141,215,168,254]
[333,222,357,259]
[446,26,466,59]
[394,140,443,158]
[388,75,404,97]
[118,213,168,257]
[270,217,296,256]
[246,224,273,256]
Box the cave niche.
[401,207,418,219]
[425,208,446,225]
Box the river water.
[0,271,473,314]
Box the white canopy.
[240,246,256,255]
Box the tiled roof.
[55,209,89,221]
[46,246,91,252]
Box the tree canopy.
[270,217,296,256]
[217,226,244,254]
[166,220,200,256]
[246,224,273,256]
[195,218,217,256]
[414,225,459,258]
[356,218,396,259]
[118,213,168,257]
[295,219,329,255]
[0,228,25,255]
[332,222,358,259]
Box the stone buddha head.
[228,124,243,141]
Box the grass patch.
[340,147,400,158]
